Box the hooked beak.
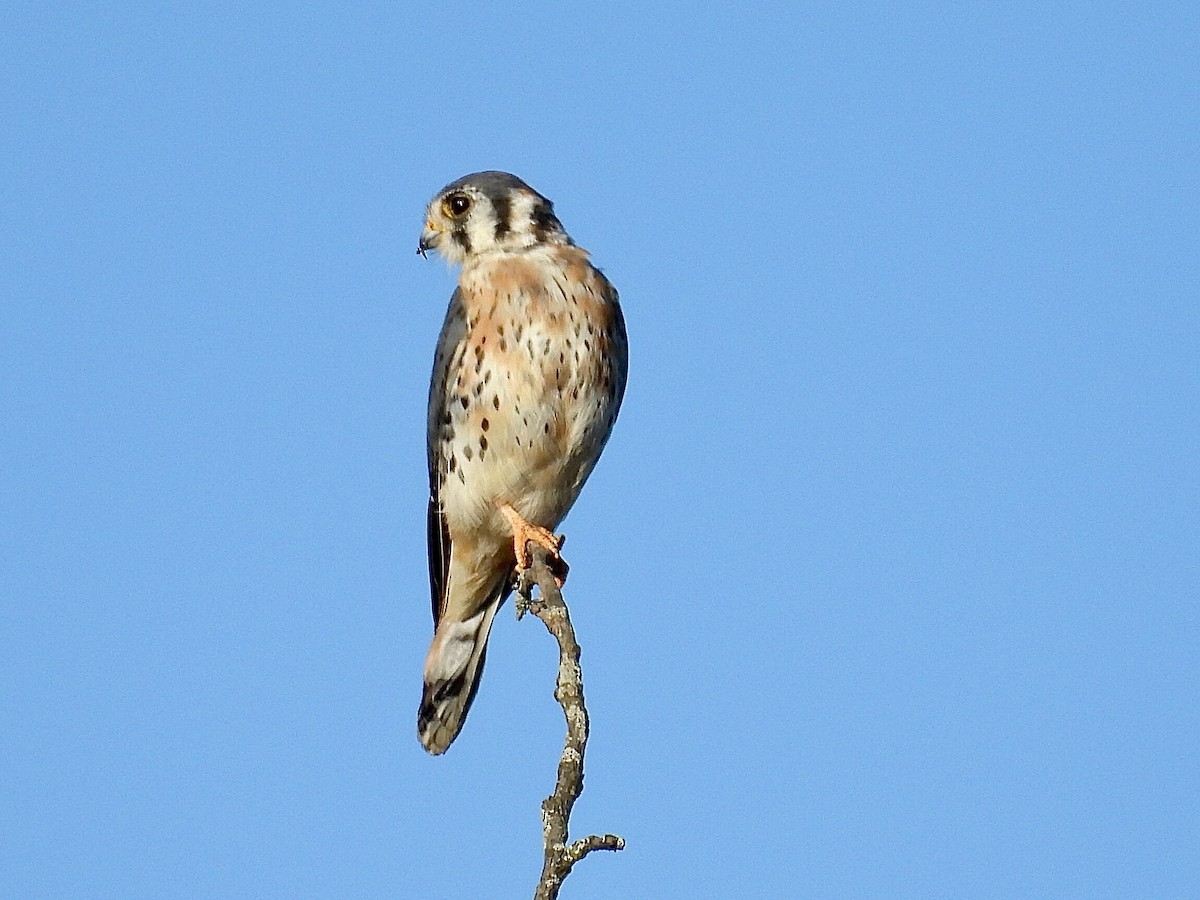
[417,220,440,259]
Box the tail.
[418,592,505,754]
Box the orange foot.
[498,503,569,586]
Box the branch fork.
[515,542,624,900]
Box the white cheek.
[438,240,467,265]
[507,192,539,245]
[465,206,499,253]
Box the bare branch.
[516,543,625,900]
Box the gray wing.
[426,289,468,627]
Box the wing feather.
[426,288,468,627]
[426,487,450,627]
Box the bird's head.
[417,171,571,265]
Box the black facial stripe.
[452,221,472,255]
[492,193,512,240]
[531,199,560,241]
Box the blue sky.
[2,2,1197,897]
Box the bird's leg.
[498,502,569,589]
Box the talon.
[499,503,568,586]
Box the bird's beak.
[417,219,441,258]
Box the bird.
[415,171,628,755]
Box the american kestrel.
[415,171,628,755]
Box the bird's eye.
[447,194,471,217]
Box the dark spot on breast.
[448,455,457,473]
[463,446,473,461]
[480,435,488,452]
[543,422,550,434]
[492,395,500,410]
[481,418,489,431]
[459,396,469,409]
[499,338,508,351]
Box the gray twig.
[516,542,625,900]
